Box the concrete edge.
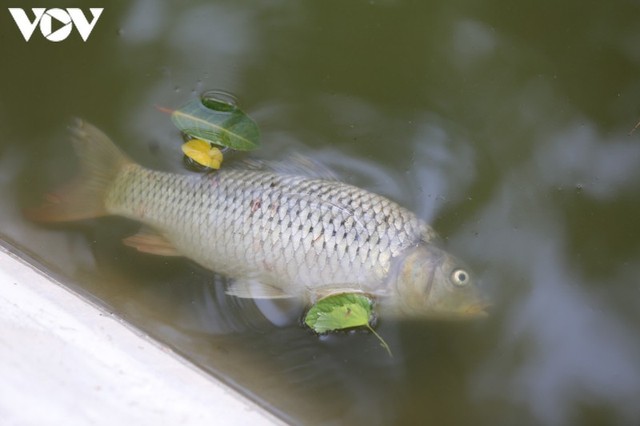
[0,244,285,426]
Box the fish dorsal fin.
[238,154,338,180]
[226,279,294,299]
[122,227,181,256]
[420,226,440,244]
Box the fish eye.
[451,269,469,286]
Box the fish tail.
[26,118,133,222]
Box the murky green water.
[1,1,640,424]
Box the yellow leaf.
[181,139,223,169]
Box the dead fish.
[28,119,487,319]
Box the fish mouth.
[463,302,491,318]
[412,301,491,321]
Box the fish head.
[386,244,488,319]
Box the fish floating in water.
[29,119,487,319]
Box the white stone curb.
[0,245,284,426]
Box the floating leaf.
[305,293,392,356]
[171,92,260,151]
[305,293,372,333]
[181,139,223,169]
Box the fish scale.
[105,162,434,298]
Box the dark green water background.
[1,1,640,424]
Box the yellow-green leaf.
[305,293,372,333]
[304,293,392,356]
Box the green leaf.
[305,293,393,356]
[305,293,373,333]
[171,95,260,151]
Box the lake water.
[1,1,640,424]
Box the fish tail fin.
[26,118,133,222]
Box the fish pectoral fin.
[314,286,367,301]
[122,228,181,257]
[226,279,293,299]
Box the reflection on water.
[1,0,640,424]
[463,121,640,425]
